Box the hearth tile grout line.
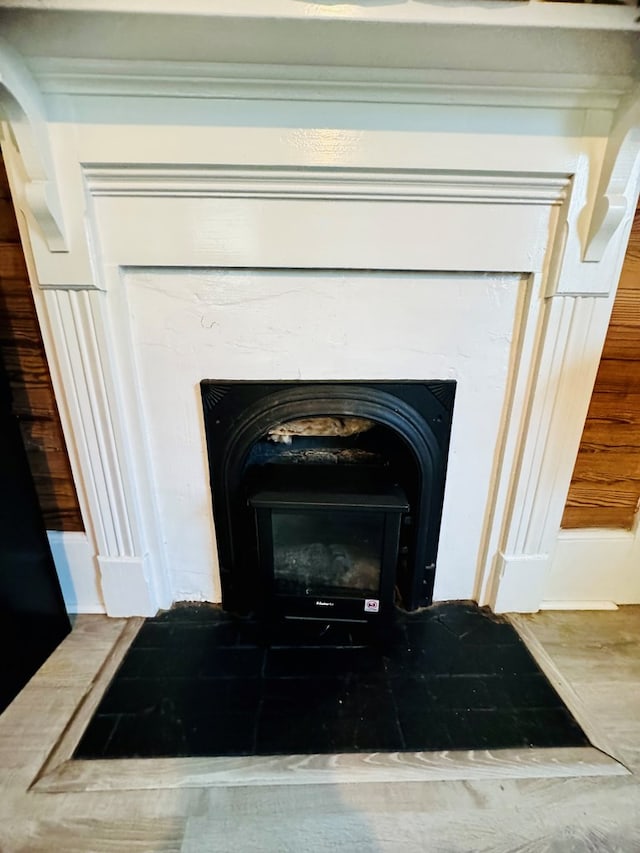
[383,667,407,752]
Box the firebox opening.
[245,418,414,623]
[201,381,455,621]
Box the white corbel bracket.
[583,88,640,263]
[0,38,67,253]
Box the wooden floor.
[1,609,639,852]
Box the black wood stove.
[201,381,454,623]
[249,466,408,623]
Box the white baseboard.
[492,553,550,613]
[97,554,157,617]
[544,528,640,605]
[47,531,105,614]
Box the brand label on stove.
[364,599,380,612]
[315,600,334,607]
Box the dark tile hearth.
[74,603,589,759]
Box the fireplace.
[1,3,638,617]
[201,381,454,621]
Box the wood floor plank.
[182,773,640,853]
[509,615,625,765]
[35,617,144,784]
[33,745,627,794]
[2,817,186,853]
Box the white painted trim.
[0,134,113,617]
[4,0,638,31]
[584,87,640,262]
[480,284,619,611]
[84,165,570,206]
[0,38,67,251]
[31,59,630,111]
[82,172,563,277]
[79,166,565,612]
[46,531,105,615]
[42,287,172,614]
[97,556,156,617]
[540,601,619,611]
[3,129,171,616]
[45,290,135,558]
[544,525,640,606]
[491,554,550,615]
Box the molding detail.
[43,287,172,613]
[0,37,67,252]
[83,165,570,207]
[481,290,614,612]
[583,88,640,262]
[202,384,230,413]
[31,58,631,111]
[426,381,456,414]
[45,288,136,558]
[507,297,603,556]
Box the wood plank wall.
[0,151,83,531]
[563,203,640,529]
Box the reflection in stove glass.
[271,510,384,598]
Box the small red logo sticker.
[364,599,380,612]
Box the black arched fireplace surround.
[201,381,454,622]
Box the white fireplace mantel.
[1,2,639,616]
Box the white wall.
[127,269,524,604]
